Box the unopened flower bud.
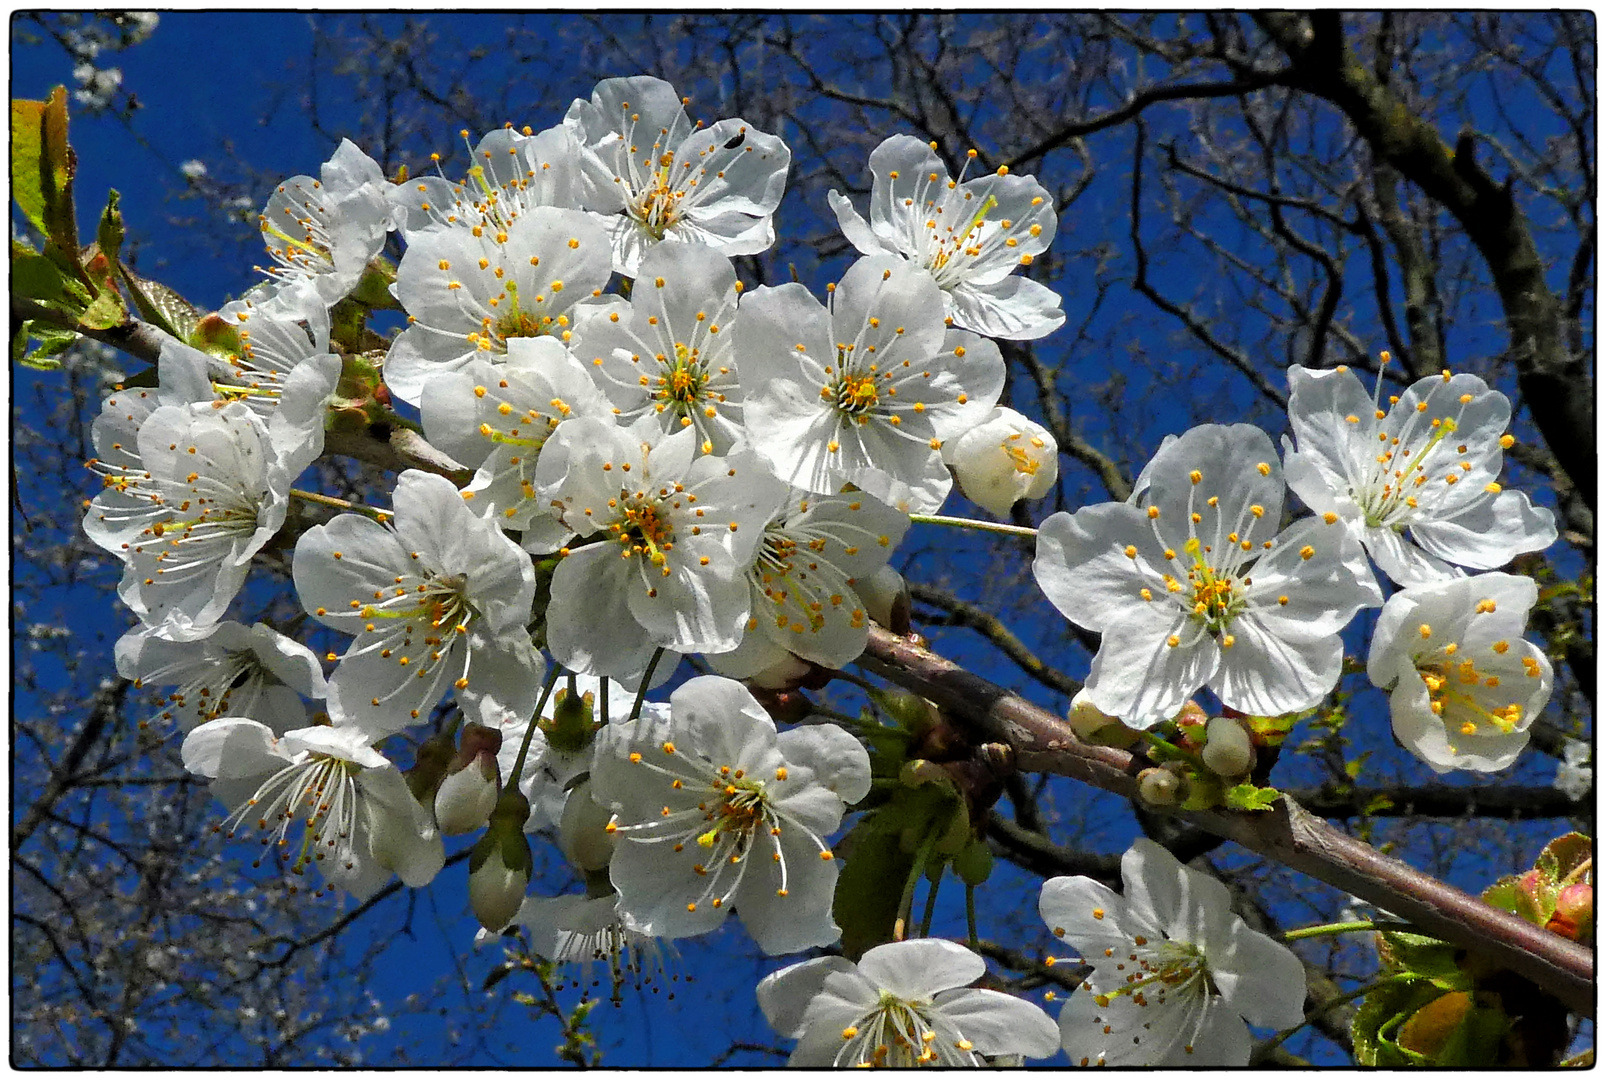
[1201,716,1255,780]
[558,778,617,874]
[434,723,503,835]
[859,566,912,635]
[469,788,534,933]
[1137,767,1187,806]
[943,407,1058,518]
[1548,882,1593,943]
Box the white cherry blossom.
[757,937,1060,1066]
[482,892,676,1005]
[292,470,544,738]
[589,675,871,954]
[388,123,582,239]
[1554,740,1592,801]
[944,405,1059,517]
[258,139,396,305]
[829,135,1063,340]
[572,242,745,454]
[709,487,909,678]
[1283,362,1556,586]
[1366,571,1554,773]
[419,336,614,553]
[1034,424,1382,727]
[534,420,786,684]
[738,256,1005,512]
[115,617,326,734]
[1039,838,1306,1066]
[182,717,443,900]
[383,205,614,405]
[565,75,790,276]
[85,401,307,629]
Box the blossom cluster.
[1034,356,1559,776]
[77,66,1569,1069]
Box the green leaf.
[12,250,89,308]
[12,319,81,370]
[39,86,79,257]
[10,98,49,234]
[123,268,202,340]
[1352,979,1442,1066]
[832,814,914,961]
[1345,749,1371,779]
[1223,783,1281,811]
[1539,832,1592,884]
[1378,930,1470,990]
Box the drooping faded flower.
[738,256,1005,513]
[115,617,327,734]
[292,469,544,738]
[1366,571,1553,773]
[829,135,1063,340]
[589,675,871,954]
[757,937,1061,1066]
[565,75,790,276]
[1033,424,1381,727]
[258,139,396,305]
[182,717,443,900]
[1283,362,1556,586]
[1039,838,1306,1066]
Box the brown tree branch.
[1256,11,1594,509]
[859,625,1594,1015]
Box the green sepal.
[186,313,245,362]
[952,837,993,886]
[1178,770,1223,811]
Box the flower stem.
[290,488,387,520]
[1281,919,1412,942]
[966,884,980,952]
[919,866,942,938]
[631,648,667,721]
[908,513,1037,539]
[506,665,561,790]
[894,827,940,942]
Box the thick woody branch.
[1289,784,1589,822]
[859,625,1594,1015]
[1256,11,1594,509]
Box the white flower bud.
[858,565,910,632]
[944,407,1058,518]
[1201,716,1255,780]
[558,778,617,873]
[1137,767,1186,806]
[468,846,530,933]
[433,751,499,835]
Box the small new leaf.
[1223,782,1280,811]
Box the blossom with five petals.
[257,139,396,305]
[1283,362,1556,586]
[1038,838,1306,1066]
[565,75,790,276]
[757,937,1060,1066]
[1034,424,1381,727]
[738,256,1004,512]
[1366,571,1553,773]
[829,135,1063,340]
[589,675,871,954]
